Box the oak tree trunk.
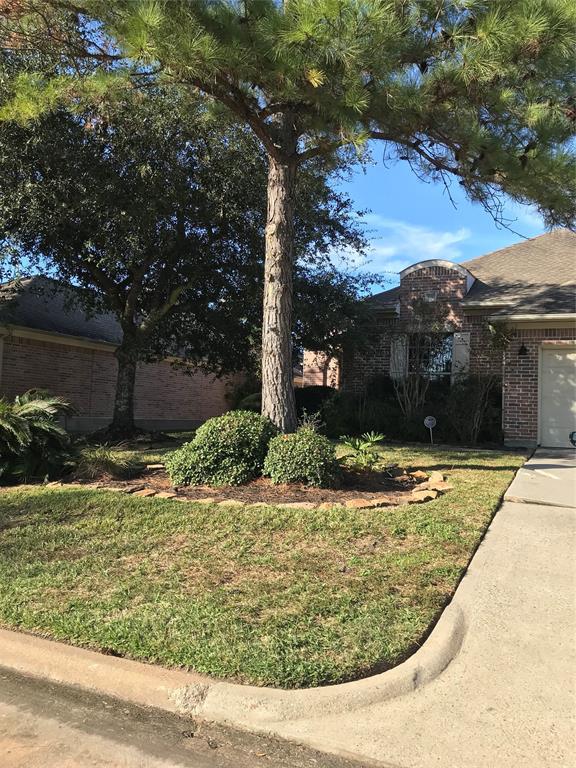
[111,345,138,437]
[261,131,298,433]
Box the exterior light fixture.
[518,343,528,357]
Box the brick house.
[0,277,238,432]
[304,229,576,448]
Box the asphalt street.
[0,668,369,768]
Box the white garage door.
[540,347,576,447]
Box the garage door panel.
[540,348,576,448]
[541,380,576,400]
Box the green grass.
[0,447,524,688]
[77,431,196,468]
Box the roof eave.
[487,313,576,322]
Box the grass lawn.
[0,446,524,688]
[78,431,196,467]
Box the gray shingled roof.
[365,284,400,310]
[461,228,576,314]
[0,276,122,345]
[367,229,575,315]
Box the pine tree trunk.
[261,134,298,433]
[111,345,138,436]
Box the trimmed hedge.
[263,426,340,488]
[166,410,278,486]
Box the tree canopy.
[0,69,372,434]
[1,0,574,429]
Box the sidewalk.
[266,450,576,767]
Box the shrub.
[263,426,340,487]
[74,444,139,480]
[237,392,261,412]
[322,391,393,438]
[165,410,278,486]
[0,390,73,482]
[294,385,335,417]
[340,431,384,471]
[444,375,502,445]
[226,376,261,409]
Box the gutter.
[486,313,576,322]
[0,323,118,352]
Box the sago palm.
[0,390,73,481]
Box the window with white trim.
[407,332,453,379]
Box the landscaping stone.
[410,489,439,503]
[217,500,244,507]
[278,502,317,510]
[192,497,217,504]
[155,491,177,499]
[372,496,395,507]
[123,485,146,494]
[409,470,429,481]
[132,488,157,498]
[317,502,344,510]
[145,463,165,470]
[431,481,454,493]
[429,471,445,484]
[345,498,375,509]
[418,480,454,493]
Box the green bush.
[165,410,278,486]
[74,444,139,480]
[237,392,261,412]
[340,431,384,471]
[0,389,73,483]
[263,426,340,487]
[321,373,503,446]
[294,385,335,417]
[322,390,394,438]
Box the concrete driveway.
[268,449,576,767]
[505,449,576,508]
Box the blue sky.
[336,148,547,290]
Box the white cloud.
[359,216,472,276]
[505,202,544,231]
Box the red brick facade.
[0,334,237,431]
[303,259,575,447]
[502,331,576,445]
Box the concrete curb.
[0,600,465,728]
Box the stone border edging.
[0,600,465,728]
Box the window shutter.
[390,334,408,379]
[451,332,470,382]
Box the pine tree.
[2,0,575,431]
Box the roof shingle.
[0,276,121,344]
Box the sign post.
[424,415,436,445]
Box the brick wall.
[0,335,236,431]
[340,315,398,392]
[302,351,340,388]
[399,266,467,327]
[303,260,574,447]
[337,266,503,392]
[465,314,503,375]
[502,329,576,446]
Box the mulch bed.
[73,466,424,506]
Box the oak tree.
[0,74,368,435]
